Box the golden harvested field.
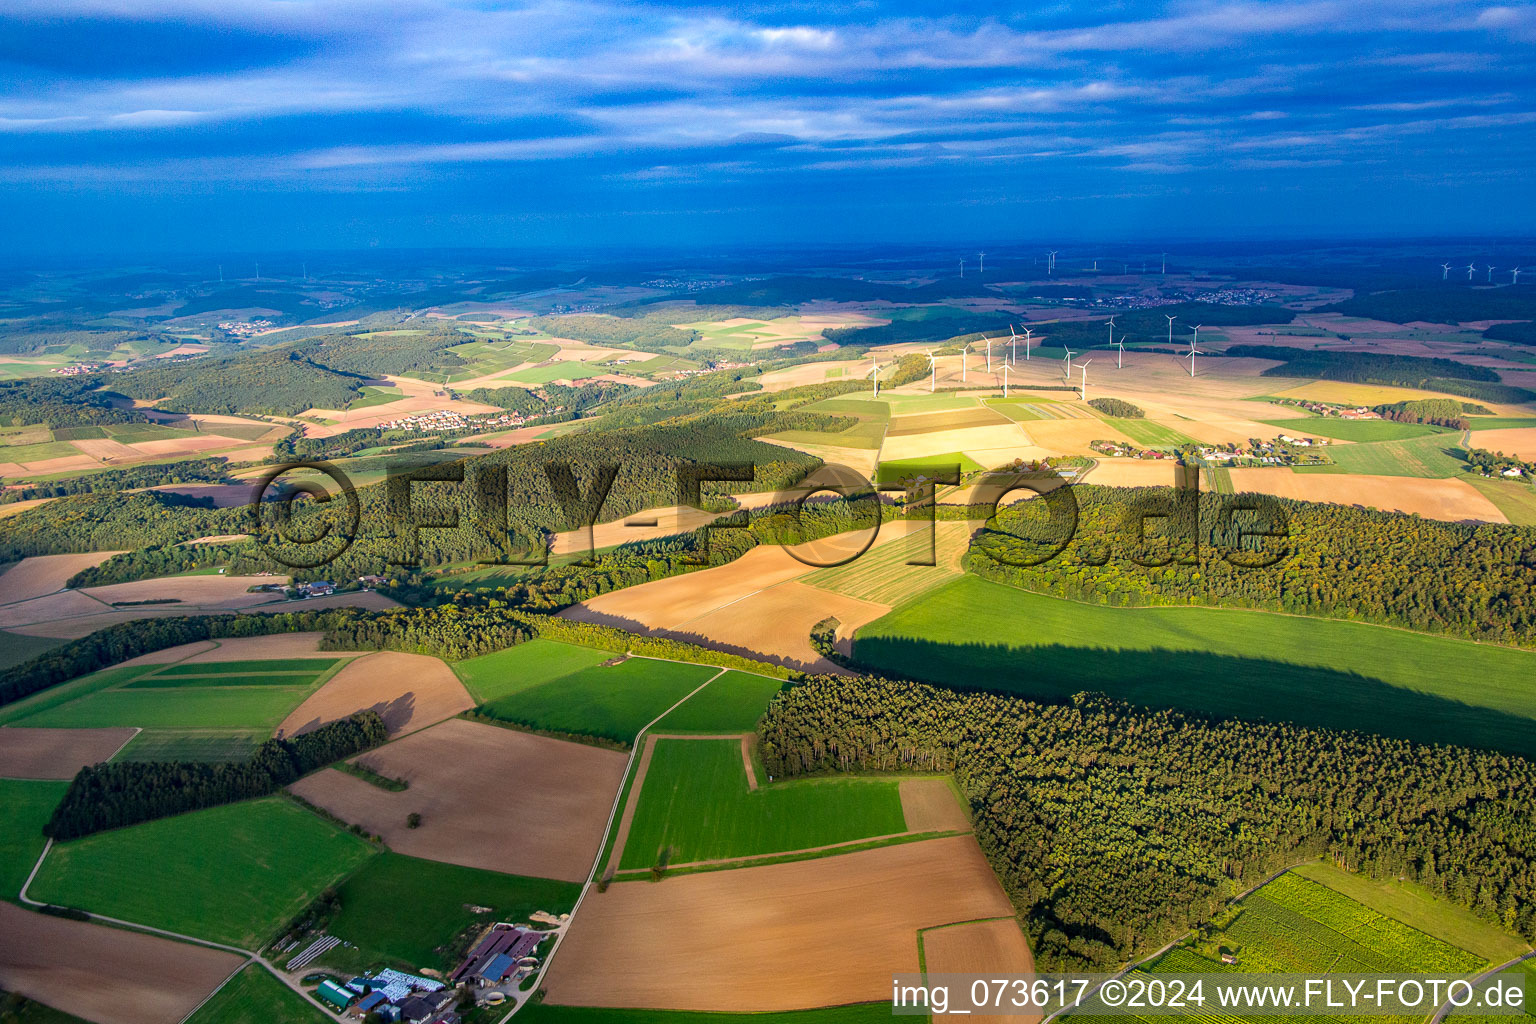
[898,779,971,832]
[879,424,1039,464]
[277,651,473,738]
[563,529,927,670]
[1084,460,1183,487]
[0,726,137,779]
[118,640,219,666]
[68,438,142,461]
[1225,468,1507,522]
[542,834,1015,1010]
[289,718,625,882]
[756,361,869,391]
[550,505,720,556]
[1466,428,1536,459]
[759,435,880,478]
[668,580,889,673]
[1269,380,1475,406]
[181,632,326,662]
[800,521,971,606]
[0,901,243,1024]
[0,553,122,604]
[1017,418,1130,456]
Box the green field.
[328,853,578,968]
[8,657,337,731]
[0,780,66,900]
[185,964,328,1024]
[617,738,907,870]
[439,339,560,382]
[1293,433,1466,477]
[651,671,787,733]
[769,421,886,450]
[13,684,316,730]
[0,993,92,1024]
[856,575,1536,757]
[1104,417,1196,446]
[507,361,605,384]
[453,639,615,703]
[1466,417,1536,430]
[115,729,263,762]
[1067,867,1519,1024]
[0,666,144,727]
[0,630,63,671]
[31,796,376,948]
[1262,417,1447,442]
[876,452,985,483]
[1464,474,1536,525]
[521,1004,893,1024]
[346,386,404,410]
[477,655,719,743]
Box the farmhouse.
[450,924,544,985]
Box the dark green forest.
[45,711,388,840]
[760,676,1536,969]
[1324,285,1536,324]
[114,347,364,414]
[1228,344,1536,403]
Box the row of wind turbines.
[958,251,1172,277]
[1439,262,1524,284]
[872,313,1208,402]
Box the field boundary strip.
[607,827,972,879]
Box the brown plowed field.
[921,918,1039,1024]
[0,553,122,604]
[0,727,137,779]
[288,719,625,882]
[542,834,1015,1010]
[898,779,971,832]
[0,902,243,1024]
[276,651,473,738]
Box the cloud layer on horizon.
[2,0,1533,250]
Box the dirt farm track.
[0,902,242,1024]
[542,834,1015,1010]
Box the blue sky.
[3,0,1533,252]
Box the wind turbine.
[1116,334,1126,369]
[1191,324,1204,351]
[1467,263,1477,281]
[1440,262,1452,281]
[1009,325,1018,365]
[1092,259,1099,272]
[1062,347,1074,381]
[1487,265,1497,283]
[1048,250,1059,275]
[958,258,965,279]
[1106,315,1117,352]
[1078,359,1093,401]
[1187,343,1202,379]
[985,336,993,374]
[1165,313,1177,345]
[871,354,879,397]
[926,350,936,393]
[254,261,260,281]
[218,264,223,284]
[978,252,986,275]
[1161,253,1167,275]
[1023,327,1034,360]
[1514,267,1524,284]
[1003,362,1010,399]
